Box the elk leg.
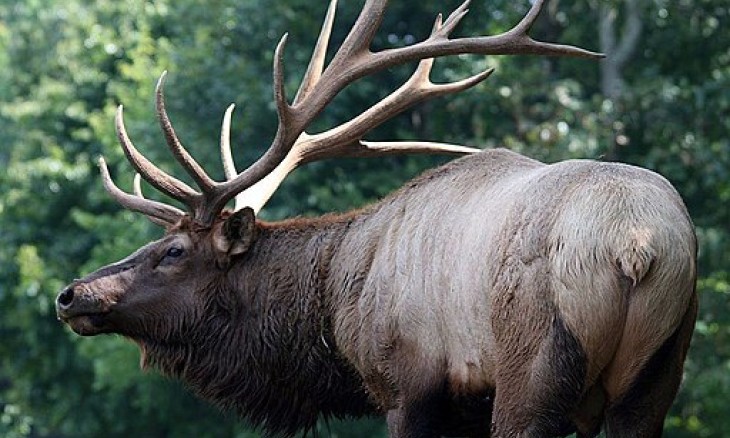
[490,314,587,437]
[603,293,697,438]
[386,395,443,438]
[490,257,588,437]
[384,361,448,438]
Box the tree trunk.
[599,0,642,100]
[598,0,642,160]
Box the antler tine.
[272,34,293,128]
[133,173,144,197]
[439,0,470,36]
[359,140,480,156]
[333,0,388,61]
[512,0,547,35]
[155,72,216,191]
[99,157,184,226]
[219,104,250,212]
[115,105,199,204]
[220,104,238,181]
[293,0,338,106]
[131,173,181,227]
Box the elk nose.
[57,286,75,310]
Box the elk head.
[56,207,256,338]
[56,0,601,341]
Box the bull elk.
[56,0,697,436]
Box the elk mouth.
[59,311,112,336]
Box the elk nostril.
[57,287,75,308]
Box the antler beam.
[101,0,602,226]
[214,0,602,218]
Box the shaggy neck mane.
[136,213,375,436]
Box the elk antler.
[100,0,602,226]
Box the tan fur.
[327,149,696,434]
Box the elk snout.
[56,283,114,335]
[55,282,110,320]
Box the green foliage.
[1,0,727,436]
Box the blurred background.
[0,0,727,436]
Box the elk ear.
[214,207,257,259]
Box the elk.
[56,0,697,437]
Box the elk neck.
[140,209,378,436]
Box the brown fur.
[58,148,697,437]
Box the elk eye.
[166,246,184,258]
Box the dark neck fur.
[139,214,375,436]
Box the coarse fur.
[139,217,377,436]
[58,148,697,437]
